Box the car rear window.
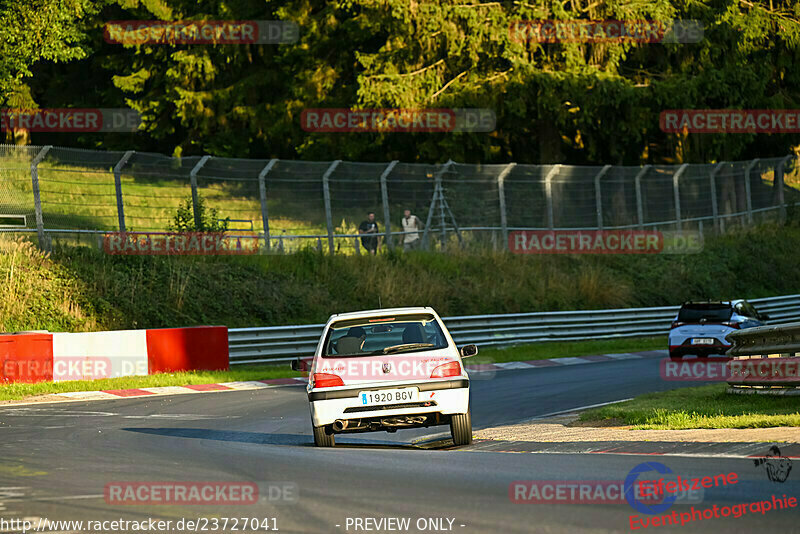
[322,314,449,357]
[677,303,732,322]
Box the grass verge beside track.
[580,384,800,429]
[0,365,302,402]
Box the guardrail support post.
[258,159,278,251]
[672,163,688,231]
[321,160,341,254]
[593,165,611,229]
[496,163,515,249]
[189,155,211,230]
[744,158,759,225]
[380,161,398,250]
[113,150,134,233]
[634,165,651,230]
[544,164,561,230]
[30,145,52,250]
[710,162,724,233]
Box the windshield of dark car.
[677,304,733,322]
[322,315,448,357]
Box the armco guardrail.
[228,294,800,365]
[726,321,800,394]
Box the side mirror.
[759,313,770,321]
[460,344,478,358]
[290,358,301,371]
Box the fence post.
[776,155,792,223]
[672,163,688,231]
[744,159,758,225]
[496,163,515,250]
[189,155,211,229]
[634,165,650,230]
[380,160,398,250]
[113,150,134,233]
[258,159,278,251]
[710,162,725,233]
[544,164,560,230]
[321,160,341,254]
[593,164,611,229]
[30,145,52,249]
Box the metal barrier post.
[593,164,611,229]
[496,163,515,249]
[776,155,792,223]
[710,162,724,233]
[113,150,134,233]
[189,155,211,229]
[744,158,759,225]
[30,145,52,249]
[258,159,278,251]
[321,160,341,254]
[634,165,651,230]
[380,161,398,250]
[672,163,688,231]
[544,165,560,230]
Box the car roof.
[680,299,744,306]
[327,307,435,322]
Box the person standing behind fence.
[401,209,423,251]
[358,211,380,255]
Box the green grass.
[0,364,301,402]
[478,336,663,363]
[3,222,800,333]
[580,384,800,429]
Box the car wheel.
[450,409,473,446]
[313,424,335,447]
[669,350,683,360]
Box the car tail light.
[312,373,344,388]
[722,321,741,329]
[431,361,461,378]
[670,321,684,329]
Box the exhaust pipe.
[332,419,348,432]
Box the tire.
[450,409,473,446]
[313,424,335,447]
[669,350,683,360]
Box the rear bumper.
[669,344,731,357]
[308,379,470,427]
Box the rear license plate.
[360,388,419,406]
[691,338,715,345]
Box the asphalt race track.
[0,357,797,533]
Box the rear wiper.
[380,343,435,354]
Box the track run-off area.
[0,355,797,534]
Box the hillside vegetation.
[1,222,799,333]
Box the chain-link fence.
[0,144,798,253]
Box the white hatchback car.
[296,307,476,447]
